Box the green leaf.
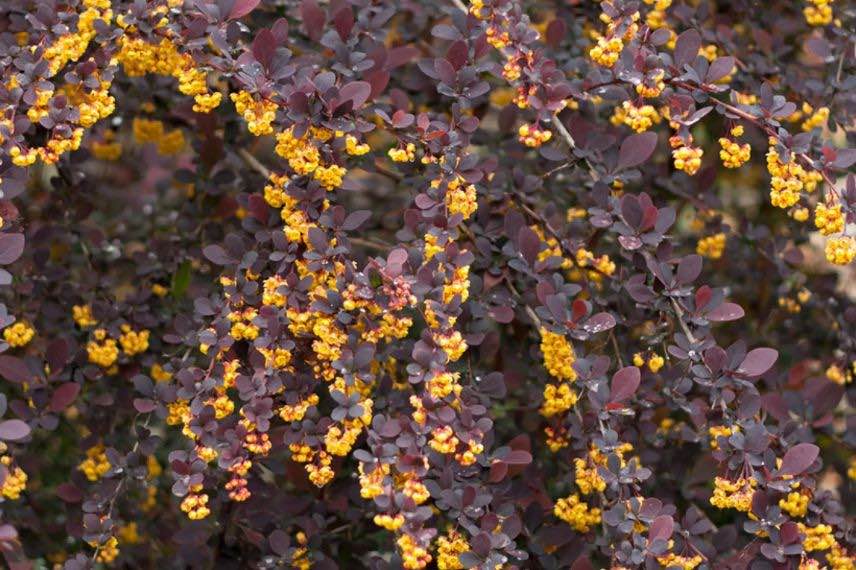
[171,261,192,298]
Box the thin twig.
[609,330,625,367]
[669,297,698,344]
[449,0,468,14]
[237,148,271,178]
[550,115,600,182]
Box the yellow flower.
[4,322,35,347]
[540,328,577,382]
[554,493,601,532]
[72,305,97,328]
[119,325,150,356]
[697,233,726,259]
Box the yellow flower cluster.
[119,325,149,356]
[672,144,703,176]
[554,493,601,532]
[344,134,370,156]
[44,3,112,76]
[696,233,726,259]
[206,394,234,420]
[825,364,852,386]
[64,78,115,129]
[501,58,522,81]
[87,328,119,368]
[398,534,433,569]
[613,101,660,133]
[91,131,122,161]
[827,544,856,570]
[779,491,809,517]
[574,457,607,495]
[633,352,664,372]
[79,444,111,481]
[657,553,703,570]
[314,164,347,191]
[589,36,624,68]
[444,179,478,221]
[150,363,172,383]
[825,236,855,265]
[180,484,211,520]
[4,322,35,348]
[815,203,845,236]
[426,371,462,400]
[373,513,404,531]
[132,118,186,156]
[766,141,822,208]
[644,0,673,29]
[636,69,666,98]
[275,127,322,175]
[710,476,756,512]
[228,308,260,341]
[801,104,830,131]
[389,142,416,162]
[230,91,277,136]
[436,530,468,570]
[708,425,738,449]
[433,330,467,362]
[540,328,577,382]
[117,37,221,113]
[544,426,569,452]
[1,456,27,500]
[518,124,552,147]
[93,536,119,564]
[719,133,751,168]
[540,383,579,417]
[800,523,836,552]
[804,0,834,26]
[442,266,470,304]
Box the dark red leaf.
[609,366,641,403]
[780,443,819,475]
[736,348,778,377]
[228,0,261,19]
[674,29,702,68]
[617,132,658,170]
[49,383,80,412]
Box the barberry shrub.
[0,0,852,568]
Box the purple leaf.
[300,0,325,42]
[0,234,25,265]
[518,226,541,266]
[582,312,616,334]
[674,29,702,68]
[503,450,532,465]
[736,348,778,377]
[780,443,819,475]
[609,366,641,403]
[342,210,371,231]
[676,254,703,284]
[202,245,233,265]
[648,515,674,541]
[706,56,735,83]
[251,29,276,69]
[49,383,80,412]
[0,419,30,441]
[269,530,290,556]
[617,132,658,170]
[228,0,261,19]
[707,302,744,322]
[0,356,31,384]
[337,81,372,110]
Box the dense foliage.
[0,0,853,568]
